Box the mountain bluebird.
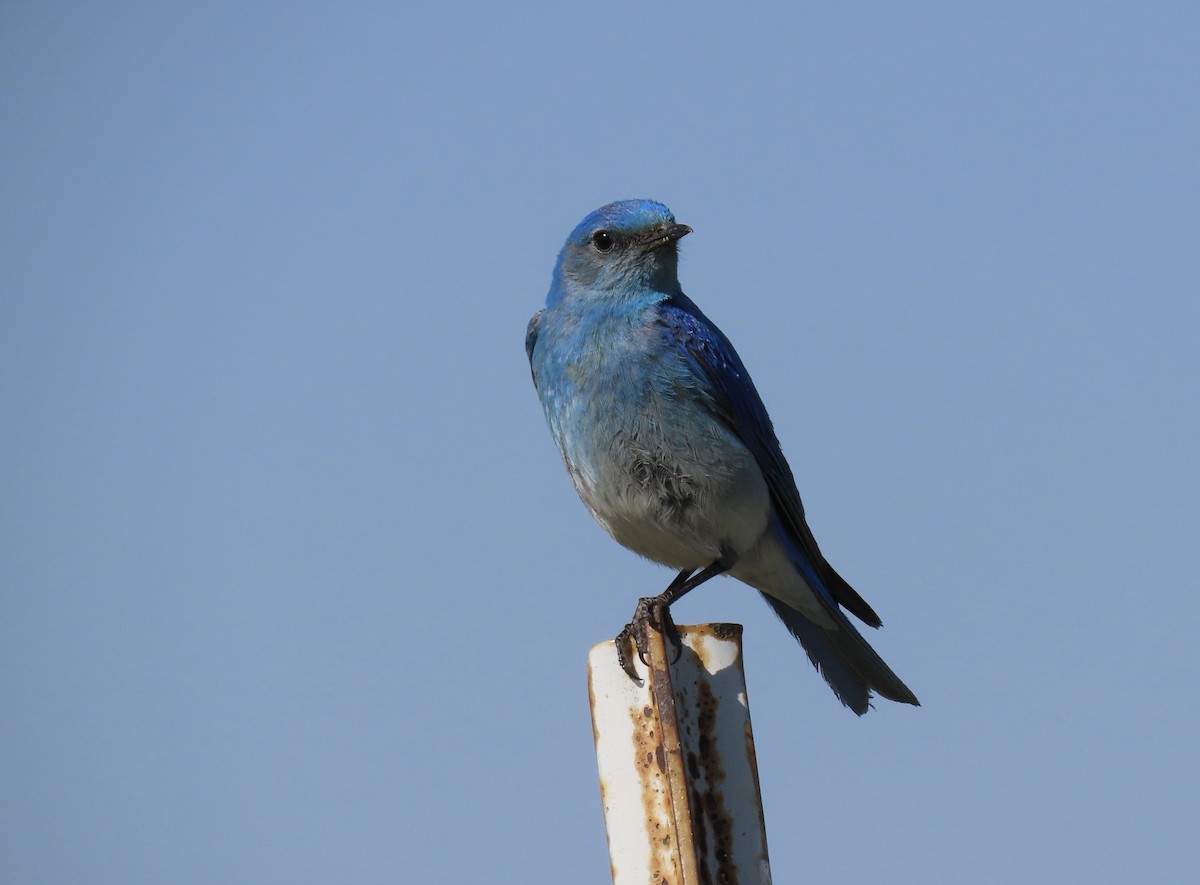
[526,200,918,714]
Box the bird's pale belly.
[567,418,771,571]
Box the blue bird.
[526,200,918,714]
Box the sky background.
[3,3,1198,883]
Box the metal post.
[588,623,772,885]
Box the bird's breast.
[538,323,770,568]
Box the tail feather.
[761,591,920,715]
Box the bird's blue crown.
[566,199,676,245]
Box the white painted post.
[588,623,772,885]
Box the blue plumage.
[527,200,917,714]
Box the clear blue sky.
[3,4,1197,883]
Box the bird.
[525,199,918,714]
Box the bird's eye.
[591,230,615,253]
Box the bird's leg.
[615,568,692,679]
[615,559,732,681]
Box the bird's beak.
[640,223,693,251]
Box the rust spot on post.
[644,619,701,885]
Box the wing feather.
[525,309,543,390]
[658,295,882,627]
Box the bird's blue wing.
[658,295,882,627]
[525,309,543,390]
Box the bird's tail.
[760,591,920,715]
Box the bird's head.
[549,200,692,303]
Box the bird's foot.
[615,594,683,681]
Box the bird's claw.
[614,594,683,681]
[615,621,645,681]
